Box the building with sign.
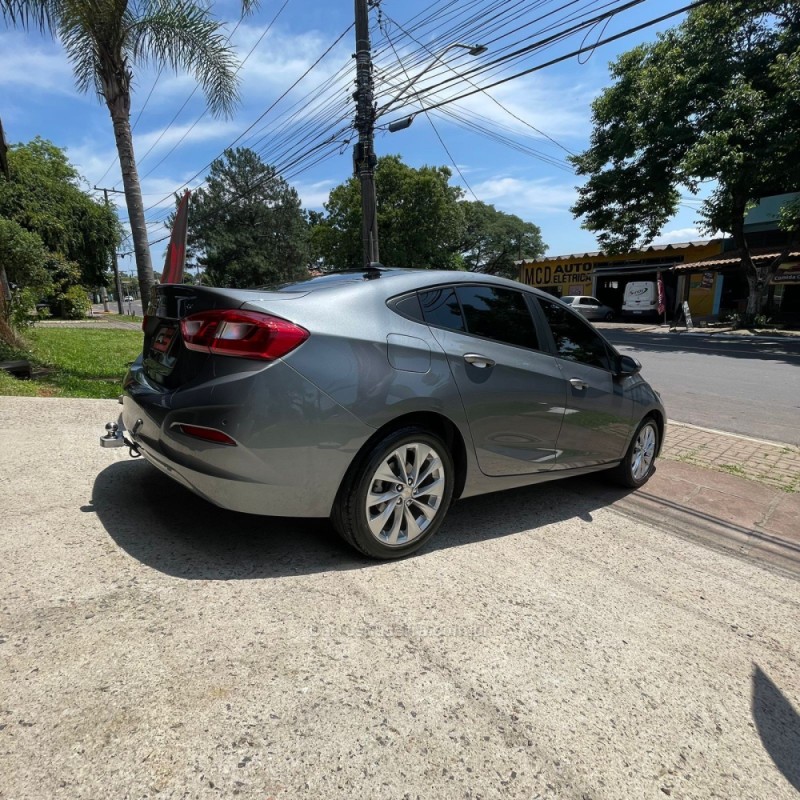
[519,240,722,320]
[520,193,800,322]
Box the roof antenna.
[365,262,384,279]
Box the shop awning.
[673,248,800,272]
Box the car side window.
[390,292,425,322]
[454,285,539,349]
[537,298,612,370]
[418,287,466,332]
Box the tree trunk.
[106,100,154,308]
[0,264,11,322]
[730,207,760,317]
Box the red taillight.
[180,309,309,361]
[176,424,237,446]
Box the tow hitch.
[99,419,141,458]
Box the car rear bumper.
[120,357,374,518]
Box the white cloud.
[450,76,592,142]
[376,50,593,147]
[471,175,578,217]
[234,25,349,95]
[0,33,76,94]
[133,119,241,156]
[652,227,720,245]
[294,178,337,210]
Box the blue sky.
[1,0,712,277]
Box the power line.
[137,0,293,184]
[142,22,354,216]
[378,8,576,157]
[380,22,480,202]
[384,0,711,123]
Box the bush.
[723,311,772,329]
[59,285,92,319]
[7,286,41,329]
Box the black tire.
[610,416,659,488]
[604,311,614,321]
[331,427,454,559]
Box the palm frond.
[0,0,60,32]
[58,0,113,96]
[128,0,239,118]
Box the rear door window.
[454,285,539,350]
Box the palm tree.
[1,0,249,303]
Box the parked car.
[106,268,665,559]
[123,295,135,302]
[561,294,615,321]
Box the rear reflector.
[176,424,237,446]
[180,309,309,360]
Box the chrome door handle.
[569,378,588,390]
[464,353,495,368]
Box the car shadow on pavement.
[752,664,800,792]
[90,459,634,579]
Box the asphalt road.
[2,397,799,799]
[600,327,800,446]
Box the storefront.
[770,260,800,317]
[674,249,800,321]
[519,240,722,317]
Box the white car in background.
[561,295,615,321]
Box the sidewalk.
[663,421,800,493]
[623,421,800,576]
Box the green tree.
[0,217,49,326]
[1,0,248,305]
[570,0,800,315]
[460,201,546,279]
[0,138,118,287]
[185,147,309,288]
[313,155,466,270]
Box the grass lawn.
[0,327,143,399]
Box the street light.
[377,43,487,119]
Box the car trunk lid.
[142,285,305,389]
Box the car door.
[420,284,567,477]
[580,297,601,320]
[535,297,634,469]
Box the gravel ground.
[1,397,798,799]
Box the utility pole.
[353,0,379,267]
[95,186,125,314]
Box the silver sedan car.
[561,294,616,321]
[106,268,664,559]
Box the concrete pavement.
[0,397,800,800]
[1,397,799,799]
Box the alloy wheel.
[631,422,657,481]
[364,442,446,547]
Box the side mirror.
[616,354,642,376]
